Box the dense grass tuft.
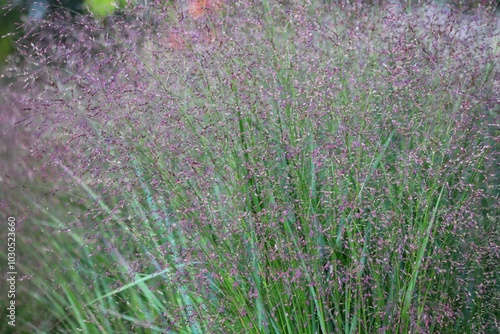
[2,1,499,333]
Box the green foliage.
[3,0,499,333]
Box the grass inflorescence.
[2,0,499,333]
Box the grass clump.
[2,0,499,333]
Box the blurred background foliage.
[0,0,499,68]
[0,0,130,67]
